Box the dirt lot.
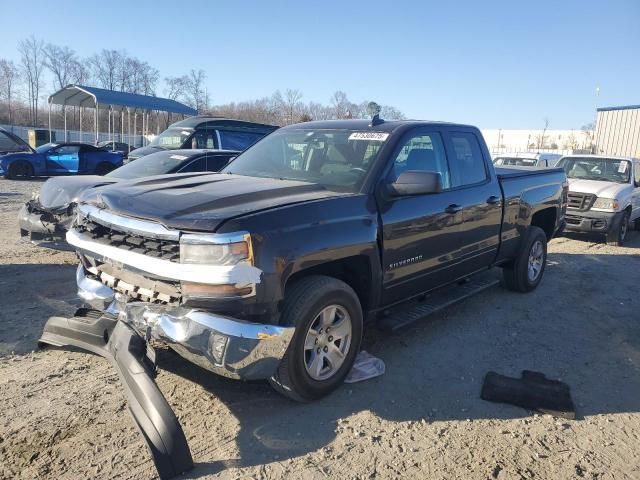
[1,178,639,480]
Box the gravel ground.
[1,178,639,480]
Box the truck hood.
[80,173,347,232]
[39,176,120,209]
[567,178,630,199]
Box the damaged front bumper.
[78,266,294,381]
[39,310,193,479]
[18,201,74,250]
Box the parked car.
[0,127,32,155]
[41,118,567,478]
[493,152,562,168]
[1,142,124,179]
[18,149,238,249]
[556,154,640,245]
[126,116,278,162]
[97,140,136,154]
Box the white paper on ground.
[345,350,385,383]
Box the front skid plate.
[39,310,193,479]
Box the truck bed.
[495,165,564,179]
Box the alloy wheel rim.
[527,240,544,282]
[303,304,352,381]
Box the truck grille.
[83,259,181,304]
[77,219,181,262]
[567,192,595,211]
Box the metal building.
[595,104,640,157]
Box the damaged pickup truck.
[41,118,567,478]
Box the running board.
[377,271,500,333]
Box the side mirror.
[387,170,443,197]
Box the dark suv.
[126,117,278,161]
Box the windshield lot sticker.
[618,162,628,173]
[349,132,389,141]
[170,155,189,160]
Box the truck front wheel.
[270,275,363,402]
[502,226,547,293]
[606,211,630,246]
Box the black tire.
[501,226,548,293]
[606,211,630,246]
[634,218,640,232]
[269,275,363,402]
[5,161,34,180]
[95,162,115,175]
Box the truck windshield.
[494,157,538,166]
[106,152,193,179]
[558,157,631,184]
[148,128,193,150]
[222,129,387,192]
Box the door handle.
[445,204,462,214]
[486,195,500,205]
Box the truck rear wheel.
[269,275,363,402]
[502,226,547,293]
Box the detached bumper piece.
[39,309,193,479]
[481,370,576,419]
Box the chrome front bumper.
[76,266,294,380]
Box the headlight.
[592,197,619,211]
[180,232,255,300]
[180,232,252,266]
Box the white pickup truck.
[557,155,640,245]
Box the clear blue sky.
[0,0,638,129]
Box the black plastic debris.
[481,370,576,419]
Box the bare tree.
[283,89,303,125]
[162,75,190,126]
[0,59,20,125]
[44,44,79,90]
[187,69,207,113]
[330,90,352,119]
[535,117,550,149]
[89,49,123,90]
[164,75,189,101]
[18,36,46,125]
[581,123,595,152]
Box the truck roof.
[169,116,278,130]
[283,119,477,132]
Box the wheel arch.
[283,255,377,316]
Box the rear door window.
[447,132,488,186]
[218,130,265,150]
[192,130,217,149]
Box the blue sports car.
[1,142,124,179]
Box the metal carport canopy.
[48,84,197,146]
[48,84,196,115]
